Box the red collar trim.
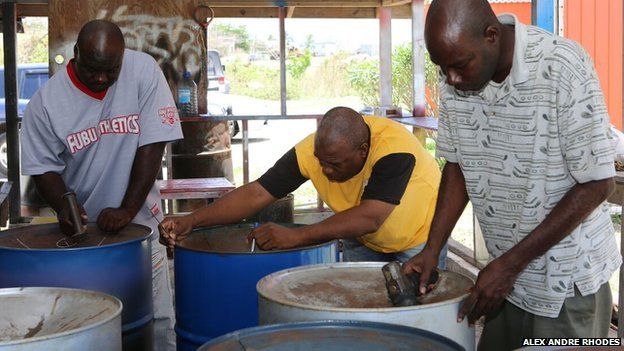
[66,59,107,100]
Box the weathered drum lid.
[178,223,331,254]
[199,321,465,351]
[257,262,473,309]
[0,223,152,250]
[0,287,121,346]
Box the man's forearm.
[120,142,166,217]
[425,162,470,253]
[501,177,614,271]
[33,172,68,213]
[299,200,394,244]
[190,181,277,227]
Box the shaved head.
[73,20,125,92]
[425,0,513,91]
[427,0,498,44]
[314,107,370,182]
[316,107,368,150]
[76,20,125,63]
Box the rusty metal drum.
[174,223,338,351]
[198,321,465,351]
[0,287,122,351]
[247,194,294,224]
[0,223,153,351]
[257,262,476,351]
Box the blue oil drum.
[198,320,466,351]
[0,223,153,351]
[174,223,338,351]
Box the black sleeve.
[257,148,308,199]
[361,153,415,205]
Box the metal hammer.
[62,192,87,243]
[382,261,439,307]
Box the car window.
[21,72,48,99]
[208,51,223,77]
[207,59,217,76]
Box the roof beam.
[382,0,412,6]
[205,1,381,7]
[1,1,412,19]
[0,3,48,18]
[287,6,296,17]
[211,5,411,18]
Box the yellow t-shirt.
[295,116,441,252]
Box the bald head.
[426,0,498,44]
[73,20,125,92]
[316,107,368,150]
[76,20,125,61]
[314,107,369,182]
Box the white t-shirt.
[21,49,184,237]
[436,15,621,318]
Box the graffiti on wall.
[96,5,203,87]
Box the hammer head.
[381,261,439,307]
[62,192,87,243]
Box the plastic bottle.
[177,71,198,117]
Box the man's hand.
[402,246,440,295]
[159,215,194,248]
[247,222,305,250]
[457,256,520,324]
[58,204,88,235]
[97,207,134,232]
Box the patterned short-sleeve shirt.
[436,14,621,318]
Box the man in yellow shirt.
[160,107,443,263]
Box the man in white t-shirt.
[404,1,621,350]
[21,20,183,351]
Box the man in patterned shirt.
[404,0,621,349]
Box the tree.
[347,43,439,116]
[213,23,251,52]
[0,18,49,65]
[287,49,311,79]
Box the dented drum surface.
[257,262,476,351]
[0,223,153,351]
[0,287,122,351]
[174,223,338,351]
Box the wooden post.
[378,7,392,108]
[2,1,20,223]
[242,120,249,184]
[279,7,287,116]
[411,0,425,117]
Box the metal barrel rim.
[199,320,465,351]
[0,223,153,252]
[176,223,336,255]
[0,287,122,346]
[256,262,474,312]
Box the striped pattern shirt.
[436,14,621,318]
